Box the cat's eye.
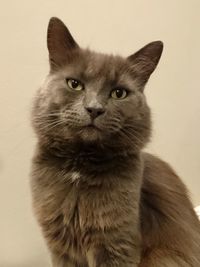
[66,78,84,91]
[111,88,128,99]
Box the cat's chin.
[78,125,104,143]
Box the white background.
[0,1,199,266]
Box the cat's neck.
[36,137,142,176]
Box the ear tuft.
[128,41,164,86]
[47,17,79,70]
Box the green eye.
[111,88,128,99]
[66,78,84,91]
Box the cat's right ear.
[47,17,79,70]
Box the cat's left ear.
[127,41,163,88]
[47,17,79,70]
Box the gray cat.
[31,17,200,267]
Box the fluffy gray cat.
[31,17,200,267]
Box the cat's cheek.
[34,90,52,112]
[117,100,136,119]
[51,88,68,105]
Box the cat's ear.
[127,41,163,88]
[47,17,79,70]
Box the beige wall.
[0,0,199,266]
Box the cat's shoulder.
[140,151,197,226]
[141,151,187,192]
[140,154,200,261]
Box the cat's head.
[32,17,163,151]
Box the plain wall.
[0,0,199,266]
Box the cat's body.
[31,17,200,267]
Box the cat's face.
[32,17,163,151]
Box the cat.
[31,17,200,267]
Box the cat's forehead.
[61,49,132,83]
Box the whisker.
[46,121,66,131]
[33,112,63,119]
[36,119,65,132]
[119,127,144,150]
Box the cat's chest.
[43,172,114,252]
[34,165,136,260]
[47,171,131,231]
[61,179,112,231]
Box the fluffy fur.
[31,17,200,267]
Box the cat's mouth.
[85,123,99,129]
[78,122,103,142]
[82,123,101,132]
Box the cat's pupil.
[116,89,123,98]
[71,80,79,88]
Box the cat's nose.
[85,106,105,119]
